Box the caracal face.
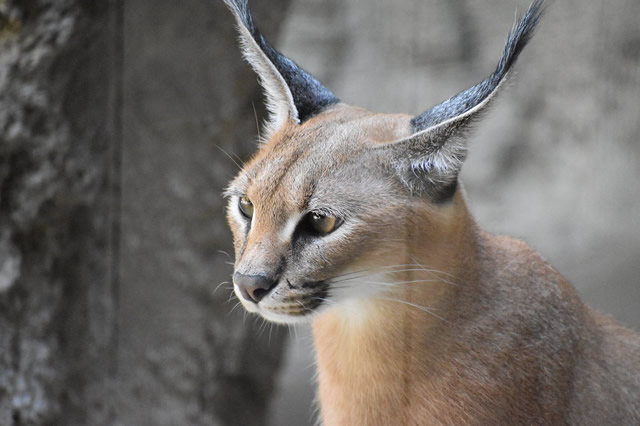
[223,0,543,324]
[226,106,427,324]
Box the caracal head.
[226,105,436,323]
[223,0,543,323]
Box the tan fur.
[224,1,640,423]
[227,106,640,424]
[311,190,640,425]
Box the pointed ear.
[224,0,339,138]
[381,0,544,200]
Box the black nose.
[234,272,277,303]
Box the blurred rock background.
[1,0,289,424]
[0,0,638,425]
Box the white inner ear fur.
[391,72,511,178]
[231,15,298,139]
[414,72,510,138]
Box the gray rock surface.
[0,1,119,424]
[1,0,290,425]
[116,0,290,424]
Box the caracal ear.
[379,0,544,201]
[223,0,339,139]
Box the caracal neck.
[311,190,481,425]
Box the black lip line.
[266,280,329,316]
[302,285,329,313]
[286,284,329,314]
[301,280,327,289]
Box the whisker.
[326,269,371,282]
[217,249,233,259]
[408,257,460,280]
[225,291,237,305]
[228,301,243,315]
[382,264,458,278]
[383,267,450,275]
[295,299,312,313]
[251,101,261,141]
[378,265,459,286]
[326,273,370,284]
[382,269,458,286]
[326,265,459,287]
[380,263,449,271]
[259,318,269,337]
[360,279,441,286]
[326,278,450,292]
[334,269,371,278]
[215,144,244,170]
[213,281,231,295]
[377,297,449,322]
[313,297,336,306]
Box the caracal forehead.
[238,104,412,205]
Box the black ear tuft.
[224,0,339,125]
[257,40,340,123]
[379,0,545,201]
[411,0,544,133]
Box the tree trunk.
[0,1,120,424]
[0,0,289,424]
[117,0,290,425]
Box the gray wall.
[1,0,290,425]
[1,1,120,423]
[117,0,292,424]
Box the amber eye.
[307,212,340,234]
[238,196,254,219]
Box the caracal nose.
[234,272,277,303]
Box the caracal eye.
[308,212,341,234]
[238,196,254,219]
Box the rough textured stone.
[0,0,119,424]
[1,0,290,425]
